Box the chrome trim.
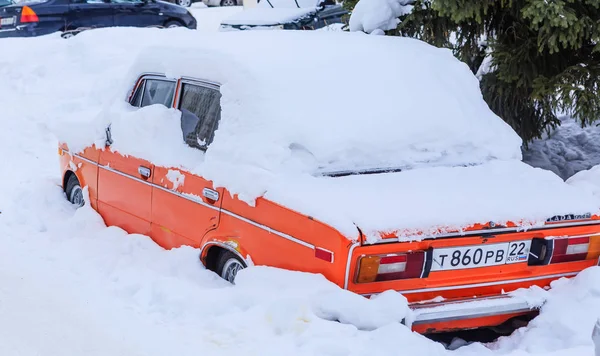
[360,272,578,296]
[409,295,535,326]
[343,241,360,289]
[65,151,315,251]
[220,209,315,249]
[153,183,220,212]
[100,163,152,186]
[365,221,600,245]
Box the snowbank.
[349,0,413,34]
[567,165,600,203]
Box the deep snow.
[1,22,600,356]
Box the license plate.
[430,240,531,271]
[0,17,15,26]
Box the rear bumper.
[408,295,537,333]
[0,24,55,38]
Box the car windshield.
[0,0,13,6]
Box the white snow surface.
[349,0,413,34]
[1,24,600,356]
[40,28,576,239]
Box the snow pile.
[35,28,600,238]
[523,116,600,180]
[263,160,600,241]
[349,0,413,34]
[567,165,600,203]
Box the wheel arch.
[200,241,249,272]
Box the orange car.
[58,58,600,334]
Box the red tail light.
[551,236,590,263]
[357,252,425,283]
[20,6,39,23]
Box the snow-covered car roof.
[128,31,522,172]
[56,29,600,240]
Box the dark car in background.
[219,0,347,31]
[0,0,196,38]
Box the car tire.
[220,0,237,6]
[176,0,191,7]
[216,250,246,284]
[65,174,84,207]
[164,20,184,28]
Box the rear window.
[178,83,221,150]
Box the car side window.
[130,79,176,108]
[179,83,221,150]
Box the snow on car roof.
[53,29,599,240]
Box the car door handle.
[138,166,151,179]
[202,188,219,202]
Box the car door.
[150,80,224,249]
[97,76,177,236]
[68,0,114,29]
[111,0,162,28]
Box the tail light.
[529,235,600,265]
[357,252,425,283]
[20,6,39,23]
[551,237,589,263]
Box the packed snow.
[2,25,600,356]
[349,0,413,34]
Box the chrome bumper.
[408,295,537,327]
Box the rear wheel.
[216,251,246,284]
[65,174,84,207]
[220,0,237,6]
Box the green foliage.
[356,0,600,142]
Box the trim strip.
[360,272,578,296]
[68,151,315,250]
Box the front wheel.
[216,251,246,284]
[65,174,84,207]
[164,20,183,28]
[220,0,237,6]
[176,0,191,7]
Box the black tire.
[216,250,246,284]
[164,20,184,28]
[176,0,191,6]
[220,0,237,6]
[65,174,84,207]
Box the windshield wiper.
[320,167,403,178]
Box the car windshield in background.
[0,0,13,6]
